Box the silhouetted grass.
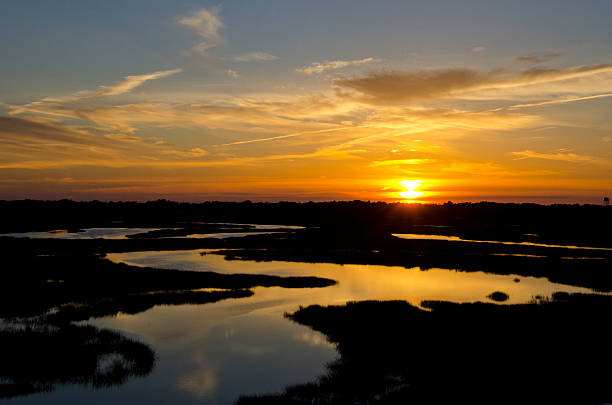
[238,293,612,404]
[213,243,612,292]
[44,289,254,324]
[0,324,155,398]
[0,247,335,321]
[487,291,509,301]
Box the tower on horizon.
[605,197,610,207]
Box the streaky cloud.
[0,116,106,146]
[370,159,434,166]
[221,127,349,146]
[230,52,279,62]
[512,149,610,164]
[296,57,381,75]
[34,68,182,104]
[98,69,183,96]
[333,63,612,104]
[515,52,562,64]
[506,93,612,110]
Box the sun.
[398,180,425,200]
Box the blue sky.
[1,1,611,202]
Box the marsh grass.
[239,294,612,404]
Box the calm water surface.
[20,249,580,404]
[3,229,602,404]
[0,228,164,239]
[393,233,612,251]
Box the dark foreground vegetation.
[1,199,611,402]
[0,237,334,398]
[1,199,611,247]
[0,324,155,398]
[2,199,610,290]
[239,293,612,405]
[0,245,334,322]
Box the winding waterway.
[2,228,604,404]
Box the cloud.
[296,57,381,75]
[179,6,224,55]
[515,52,562,64]
[98,69,183,96]
[334,68,483,104]
[224,69,240,79]
[512,149,606,164]
[370,159,434,166]
[221,127,349,146]
[230,52,279,62]
[333,63,612,104]
[175,354,218,398]
[0,116,181,169]
[0,116,106,146]
[506,92,612,110]
[162,147,208,158]
[32,68,182,104]
[472,46,486,52]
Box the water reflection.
[108,249,592,305]
[393,233,612,251]
[92,250,594,403]
[0,324,155,400]
[178,232,281,239]
[90,300,335,404]
[5,247,597,404]
[0,225,302,241]
[1,228,164,240]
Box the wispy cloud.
[512,149,606,164]
[506,93,612,110]
[296,57,381,75]
[230,52,279,62]
[224,69,240,79]
[179,6,224,55]
[333,63,612,104]
[162,147,208,158]
[472,46,486,52]
[0,116,105,146]
[370,159,434,166]
[98,69,183,96]
[515,52,562,64]
[0,116,182,169]
[39,69,182,103]
[221,127,350,146]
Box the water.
[0,224,303,240]
[178,232,281,239]
[0,228,164,240]
[107,249,591,305]
[393,233,612,251]
[2,228,603,404]
[29,248,580,404]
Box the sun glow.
[398,180,425,201]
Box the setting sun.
[398,180,425,201]
[1,2,611,204]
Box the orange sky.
[1,2,611,203]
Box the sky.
[1,0,611,203]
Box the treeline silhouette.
[1,199,611,247]
[238,293,612,404]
